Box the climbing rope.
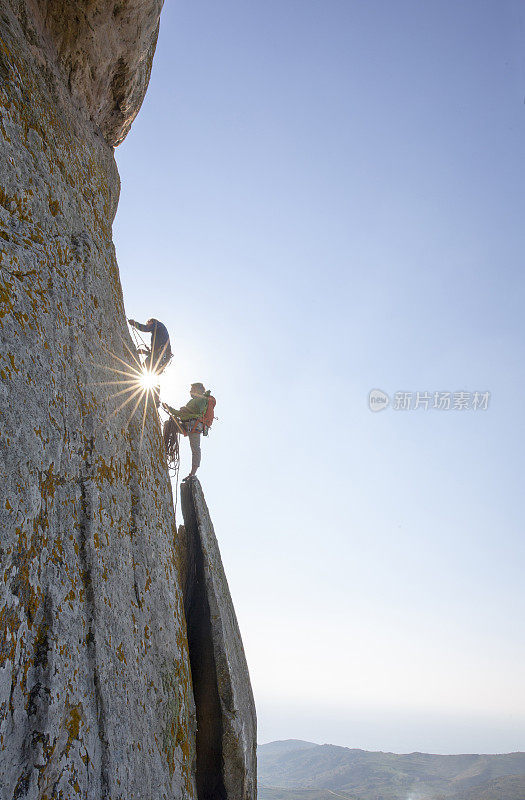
[129,324,149,366]
[163,417,180,470]
[163,416,183,516]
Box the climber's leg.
[187,431,201,476]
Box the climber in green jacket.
[162,383,210,480]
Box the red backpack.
[202,395,216,434]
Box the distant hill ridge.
[258,739,525,800]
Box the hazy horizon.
[257,736,525,756]
[255,699,525,755]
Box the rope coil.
[163,417,181,471]
[163,416,181,514]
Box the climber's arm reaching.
[162,402,180,418]
[128,319,152,333]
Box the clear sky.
[113,1,525,754]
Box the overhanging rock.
[33,0,165,146]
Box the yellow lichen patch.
[40,463,57,502]
[0,185,31,221]
[116,643,126,664]
[0,275,15,320]
[7,352,19,373]
[51,529,64,557]
[0,605,20,666]
[95,456,118,486]
[48,197,60,217]
[64,700,84,757]
[11,539,41,628]
[160,661,194,784]
[32,463,62,536]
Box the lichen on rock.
[0,2,256,798]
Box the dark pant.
[182,420,203,473]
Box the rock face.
[179,480,257,800]
[32,0,164,146]
[0,2,256,798]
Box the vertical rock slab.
[0,2,197,798]
[180,479,257,800]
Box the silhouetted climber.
[128,317,172,407]
[128,317,172,374]
[162,383,216,480]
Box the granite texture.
[0,2,256,798]
[0,1,199,796]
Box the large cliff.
[0,2,256,798]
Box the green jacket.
[166,392,208,422]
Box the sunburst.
[93,332,168,445]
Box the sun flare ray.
[111,383,145,417]
[123,386,149,437]
[96,339,163,434]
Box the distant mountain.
[260,740,318,757]
[258,740,525,800]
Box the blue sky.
[114,1,525,753]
